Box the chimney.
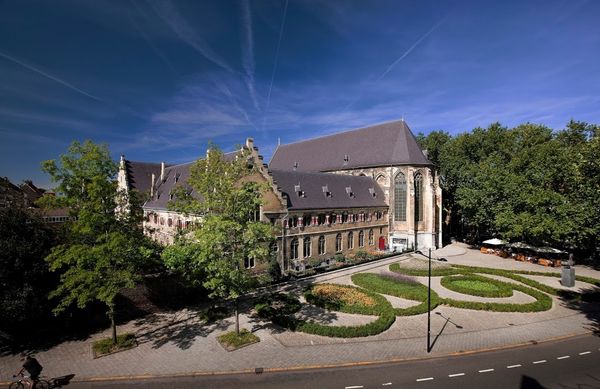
[151,173,155,197]
[246,138,254,149]
[160,162,165,181]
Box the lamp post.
[427,248,431,352]
[410,187,418,252]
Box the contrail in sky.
[262,0,289,132]
[377,20,443,81]
[241,0,259,111]
[0,49,102,101]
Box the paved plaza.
[1,244,599,384]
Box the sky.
[1,0,599,188]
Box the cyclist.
[15,354,43,388]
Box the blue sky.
[1,0,599,187]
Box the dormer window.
[169,193,174,200]
[293,162,299,171]
[369,187,376,198]
[175,173,180,183]
[343,154,349,165]
[294,184,305,197]
[345,186,354,198]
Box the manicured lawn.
[441,274,514,297]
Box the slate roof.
[269,120,432,172]
[269,169,387,210]
[143,151,238,211]
[125,161,164,194]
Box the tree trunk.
[108,303,117,344]
[235,298,240,336]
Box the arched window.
[335,233,342,252]
[347,232,354,249]
[368,229,374,245]
[304,237,311,258]
[394,172,407,221]
[244,257,255,269]
[414,172,423,222]
[291,238,299,259]
[318,235,325,255]
[359,230,365,247]
[168,218,173,227]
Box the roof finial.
[401,114,405,122]
[278,137,281,146]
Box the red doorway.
[378,236,386,250]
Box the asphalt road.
[36,334,600,389]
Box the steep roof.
[125,161,164,194]
[269,170,387,210]
[269,120,432,172]
[144,151,238,211]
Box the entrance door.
[378,236,386,250]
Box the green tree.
[163,145,275,334]
[42,140,158,343]
[0,206,59,334]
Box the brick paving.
[1,244,599,383]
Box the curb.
[2,331,589,385]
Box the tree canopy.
[42,140,159,342]
[163,145,276,334]
[417,121,599,260]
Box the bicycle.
[9,372,50,389]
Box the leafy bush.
[93,333,136,356]
[254,293,301,318]
[218,329,259,349]
[334,253,346,263]
[355,250,370,262]
[441,274,514,297]
[296,308,395,338]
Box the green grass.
[441,274,514,297]
[217,329,260,350]
[92,333,136,356]
[389,263,462,277]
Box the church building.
[118,119,442,273]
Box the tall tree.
[42,140,158,343]
[163,145,275,335]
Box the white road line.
[507,364,522,369]
[557,355,570,360]
[416,377,434,382]
[448,373,465,377]
[478,369,494,373]
[345,386,364,389]
[533,360,547,364]
[579,351,591,355]
[382,383,393,386]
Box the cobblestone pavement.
[1,245,598,383]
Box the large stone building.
[118,119,441,273]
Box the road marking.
[478,369,494,373]
[507,364,522,369]
[557,355,570,360]
[345,386,364,389]
[416,377,434,382]
[533,360,547,364]
[448,373,465,377]
[579,351,591,355]
[382,383,393,386]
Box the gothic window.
[359,230,365,247]
[304,237,311,258]
[291,238,299,259]
[347,232,354,249]
[394,172,407,221]
[318,235,325,255]
[414,172,423,222]
[368,229,374,245]
[335,233,342,252]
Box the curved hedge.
[440,274,514,298]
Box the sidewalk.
[1,245,598,383]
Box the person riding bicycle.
[15,354,43,387]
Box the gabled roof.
[269,169,387,210]
[269,120,432,172]
[124,161,165,194]
[143,151,238,211]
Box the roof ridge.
[277,118,406,147]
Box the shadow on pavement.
[520,375,547,388]
[559,290,600,337]
[49,373,75,388]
